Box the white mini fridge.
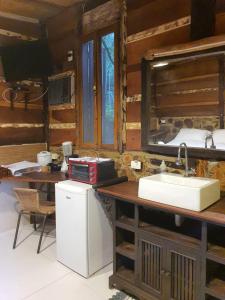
[55,180,113,278]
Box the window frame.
[79,24,119,150]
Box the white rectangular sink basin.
[138,173,220,211]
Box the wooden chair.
[13,188,55,254]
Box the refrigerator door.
[87,189,113,276]
[56,185,88,277]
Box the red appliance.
[68,157,117,185]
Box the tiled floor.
[0,224,117,300]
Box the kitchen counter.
[98,181,225,226]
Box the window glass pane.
[101,32,115,145]
[82,40,94,144]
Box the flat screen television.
[0,40,53,82]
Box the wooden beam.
[0,15,41,38]
[127,16,191,44]
[82,0,120,35]
[38,0,82,7]
[0,11,39,24]
[0,0,61,20]
[0,28,37,41]
[191,0,216,40]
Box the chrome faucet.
[176,143,193,177]
[205,134,216,149]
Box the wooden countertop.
[1,172,66,183]
[98,181,225,226]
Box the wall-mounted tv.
[0,40,53,82]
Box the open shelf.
[206,278,225,300]
[207,244,225,266]
[116,254,135,284]
[116,266,135,284]
[206,260,225,300]
[138,207,202,240]
[116,201,135,229]
[116,228,135,260]
[139,222,201,248]
[116,242,135,260]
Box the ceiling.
[0,0,85,47]
[0,0,110,46]
[0,0,83,21]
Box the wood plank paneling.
[51,109,75,123]
[0,143,46,164]
[47,5,81,41]
[0,107,43,124]
[158,104,220,117]
[0,128,45,145]
[127,27,190,67]
[127,102,141,123]
[126,129,141,150]
[127,0,191,35]
[127,70,141,96]
[49,129,76,146]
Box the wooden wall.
[0,80,45,146]
[45,0,225,154]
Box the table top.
[1,171,66,184]
[98,181,225,226]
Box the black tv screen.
[0,40,53,82]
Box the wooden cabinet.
[137,229,201,300]
[98,182,225,300]
[109,199,203,300]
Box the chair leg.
[13,212,22,249]
[37,214,48,254]
[33,213,37,231]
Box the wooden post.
[219,55,225,129]
[191,0,216,41]
[40,23,50,150]
[141,58,151,151]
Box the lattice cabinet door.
[167,244,202,300]
[137,231,166,299]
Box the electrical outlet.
[131,160,142,170]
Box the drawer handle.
[66,196,71,200]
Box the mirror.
[141,48,225,159]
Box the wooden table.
[1,171,66,184]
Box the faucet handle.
[187,168,196,176]
[175,158,183,166]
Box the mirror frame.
[141,47,225,160]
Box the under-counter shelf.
[207,244,225,265]
[116,217,135,231]
[116,242,135,260]
[206,278,225,300]
[116,265,135,284]
[116,254,135,284]
[139,222,201,249]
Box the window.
[80,26,118,149]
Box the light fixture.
[152,62,169,68]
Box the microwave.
[68,157,117,184]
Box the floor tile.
[24,273,105,300]
[0,225,115,300]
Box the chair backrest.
[14,188,40,212]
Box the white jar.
[37,151,52,166]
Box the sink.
[138,173,220,211]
